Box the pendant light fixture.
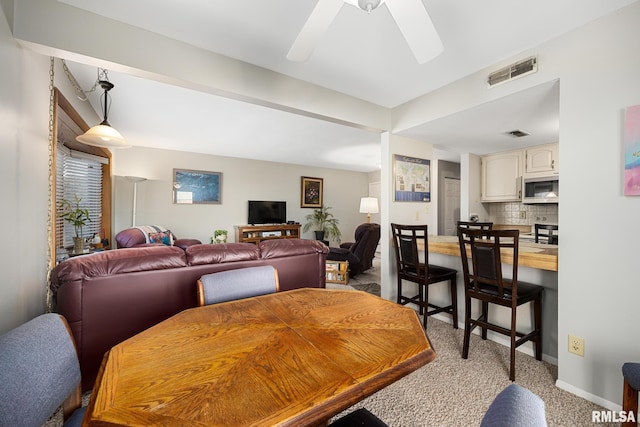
[76,78,130,148]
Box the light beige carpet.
[331,315,611,426]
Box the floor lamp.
[126,176,147,226]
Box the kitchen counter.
[424,235,558,271]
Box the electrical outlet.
[519,211,526,219]
[568,334,584,356]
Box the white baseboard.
[431,312,624,411]
[431,312,558,365]
[555,380,620,412]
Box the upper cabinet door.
[481,150,523,202]
[525,143,559,176]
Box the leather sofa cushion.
[186,243,260,266]
[50,246,187,293]
[259,239,329,259]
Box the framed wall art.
[624,104,640,196]
[301,176,323,208]
[393,154,431,202]
[173,169,222,204]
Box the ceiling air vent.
[488,56,537,87]
[505,129,530,138]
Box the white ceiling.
[56,0,635,171]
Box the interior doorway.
[443,177,461,236]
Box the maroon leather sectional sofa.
[49,238,329,391]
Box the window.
[52,89,112,261]
[55,144,106,248]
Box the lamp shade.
[359,197,379,214]
[76,124,130,148]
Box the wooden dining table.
[83,288,436,427]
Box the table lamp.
[359,197,379,223]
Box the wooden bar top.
[424,235,558,272]
[83,288,435,427]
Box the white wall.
[112,147,370,246]
[380,133,435,302]
[0,2,50,333]
[390,2,640,408]
[553,4,640,406]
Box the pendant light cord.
[61,59,109,102]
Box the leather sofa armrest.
[339,242,354,249]
[174,238,202,250]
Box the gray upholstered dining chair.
[197,265,280,306]
[0,313,86,427]
[480,383,547,426]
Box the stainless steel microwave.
[522,176,559,204]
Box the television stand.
[235,224,301,245]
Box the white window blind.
[56,143,105,248]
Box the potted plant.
[211,229,228,244]
[58,195,91,253]
[303,205,341,244]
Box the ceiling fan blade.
[287,0,344,62]
[385,0,443,64]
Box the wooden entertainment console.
[234,224,301,245]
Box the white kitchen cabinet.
[524,143,559,176]
[481,150,523,202]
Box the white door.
[444,177,461,236]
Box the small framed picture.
[173,169,222,204]
[301,176,323,208]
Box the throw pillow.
[148,231,173,246]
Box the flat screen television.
[248,200,287,225]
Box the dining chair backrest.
[390,223,428,274]
[534,224,558,245]
[197,265,280,306]
[0,313,84,427]
[456,221,494,231]
[458,228,520,301]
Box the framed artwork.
[393,154,431,202]
[301,176,323,208]
[624,104,640,196]
[173,169,222,204]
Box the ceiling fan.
[287,0,443,64]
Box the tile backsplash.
[486,202,558,227]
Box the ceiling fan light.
[358,0,382,12]
[76,123,130,148]
[344,0,385,11]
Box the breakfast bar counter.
[425,235,558,271]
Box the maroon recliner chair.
[326,223,380,277]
